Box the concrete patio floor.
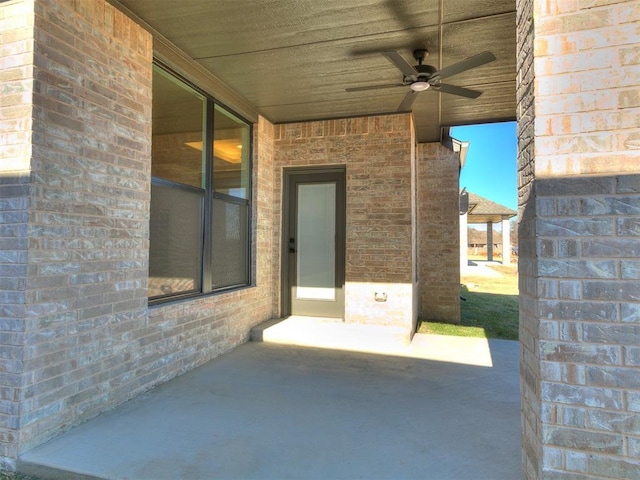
[18,324,521,480]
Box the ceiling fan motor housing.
[415,64,438,78]
[404,64,438,84]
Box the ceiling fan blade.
[345,83,406,92]
[397,91,420,111]
[434,83,483,99]
[432,51,496,80]
[382,51,417,77]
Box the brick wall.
[534,176,640,478]
[0,0,276,465]
[254,117,279,317]
[16,0,153,454]
[273,115,416,332]
[532,1,639,177]
[417,142,461,323]
[0,0,34,466]
[519,0,640,478]
[516,0,541,476]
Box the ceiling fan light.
[410,81,430,92]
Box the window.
[149,64,251,302]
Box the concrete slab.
[18,338,521,480]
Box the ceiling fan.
[346,49,496,111]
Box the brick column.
[518,0,640,478]
[0,0,33,466]
[486,222,494,261]
[417,143,461,324]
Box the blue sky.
[451,121,517,211]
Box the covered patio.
[460,191,517,267]
[18,327,520,480]
[3,1,638,478]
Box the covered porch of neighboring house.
[459,191,516,267]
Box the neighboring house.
[467,228,501,250]
[460,191,517,265]
[1,1,638,479]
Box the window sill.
[148,283,256,308]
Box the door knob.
[288,238,295,253]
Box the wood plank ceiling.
[115,0,516,143]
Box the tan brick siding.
[17,0,153,453]
[517,0,542,476]
[416,143,461,324]
[534,175,640,479]
[533,0,640,177]
[274,115,416,330]
[0,0,277,462]
[0,0,35,464]
[0,0,33,174]
[253,117,278,317]
[520,1,640,478]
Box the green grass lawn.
[0,473,39,480]
[418,263,519,341]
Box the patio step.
[250,316,411,355]
[251,316,498,367]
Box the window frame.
[149,61,253,305]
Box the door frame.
[281,166,346,319]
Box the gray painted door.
[285,170,345,318]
